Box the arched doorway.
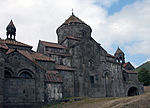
[104,72,112,97]
[127,87,139,96]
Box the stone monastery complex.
[0,13,144,107]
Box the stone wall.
[57,24,92,44]
[4,78,36,103]
[58,70,74,97]
[45,83,62,102]
[37,60,55,71]
[105,62,125,97]
[0,49,6,107]
[4,50,45,105]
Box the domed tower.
[6,20,16,40]
[114,47,125,64]
[56,12,92,44]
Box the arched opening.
[4,68,13,78]
[19,72,32,78]
[127,87,139,96]
[18,69,34,78]
[104,72,112,97]
[4,70,12,78]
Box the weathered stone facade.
[0,14,144,107]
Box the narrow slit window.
[90,76,94,84]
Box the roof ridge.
[40,40,66,49]
[4,39,32,48]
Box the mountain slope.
[136,61,150,72]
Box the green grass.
[42,87,150,108]
[41,97,117,108]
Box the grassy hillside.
[42,87,150,108]
[136,61,150,72]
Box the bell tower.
[6,20,16,40]
[114,47,125,64]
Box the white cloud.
[0,0,106,50]
[0,0,150,60]
[93,0,150,56]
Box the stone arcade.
[0,14,144,107]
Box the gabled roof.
[55,65,75,71]
[6,49,62,83]
[6,49,55,62]
[40,40,66,49]
[3,39,32,48]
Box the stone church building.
[0,13,143,107]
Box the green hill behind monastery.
[136,61,150,72]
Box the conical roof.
[114,47,124,56]
[6,20,16,30]
[57,13,92,34]
[63,13,85,25]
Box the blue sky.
[107,0,137,15]
[95,0,149,67]
[0,0,149,67]
[111,0,149,67]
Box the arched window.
[4,70,12,78]
[19,72,32,78]
[18,69,34,79]
[4,68,13,78]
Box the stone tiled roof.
[46,51,71,57]
[6,49,15,54]
[6,49,55,62]
[45,73,63,83]
[0,39,8,49]
[18,50,34,61]
[63,14,84,25]
[55,65,75,71]
[46,70,59,74]
[40,40,66,49]
[106,53,115,58]
[125,70,137,74]
[31,52,55,62]
[3,39,32,48]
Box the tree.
[138,68,150,86]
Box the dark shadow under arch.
[18,69,34,78]
[4,67,13,78]
[127,87,139,96]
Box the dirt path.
[45,86,150,108]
